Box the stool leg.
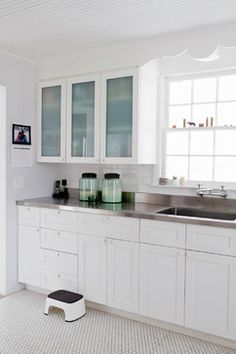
[44,302,50,315]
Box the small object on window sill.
[179,176,185,186]
[206,117,209,127]
[171,176,178,186]
[187,121,196,127]
[172,125,177,128]
[210,117,214,127]
[183,119,186,128]
[159,177,168,185]
[199,123,204,127]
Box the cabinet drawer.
[78,213,139,241]
[40,229,78,254]
[186,224,236,256]
[18,206,40,227]
[78,213,107,237]
[41,269,77,292]
[140,219,185,248]
[104,215,139,242]
[40,208,77,232]
[40,249,77,275]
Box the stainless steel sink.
[156,207,236,221]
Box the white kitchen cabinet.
[37,79,66,162]
[18,225,41,287]
[186,224,236,257]
[40,208,77,233]
[107,239,139,313]
[185,250,236,340]
[41,269,78,292]
[140,219,185,248]
[78,234,107,304]
[66,75,100,163]
[18,206,40,227]
[100,64,158,164]
[40,229,78,254]
[139,244,185,325]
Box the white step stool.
[44,290,86,322]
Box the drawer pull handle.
[57,232,60,236]
[57,274,61,278]
[57,253,60,257]
[27,207,30,212]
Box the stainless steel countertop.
[17,196,236,229]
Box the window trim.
[160,69,236,187]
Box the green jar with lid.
[79,173,98,202]
[102,173,122,203]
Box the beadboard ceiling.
[1,0,236,62]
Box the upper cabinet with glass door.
[37,79,66,162]
[66,75,100,163]
[101,65,158,164]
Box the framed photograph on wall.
[12,124,31,145]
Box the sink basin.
[156,207,236,221]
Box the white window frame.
[160,69,236,187]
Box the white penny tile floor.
[0,290,235,354]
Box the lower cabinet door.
[107,239,139,313]
[139,244,185,325]
[18,225,41,287]
[78,234,107,304]
[185,251,236,340]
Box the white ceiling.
[1,0,236,62]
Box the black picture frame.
[12,124,31,146]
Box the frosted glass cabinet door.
[101,70,137,162]
[72,82,94,157]
[106,76,132,157]
[38,80,66,162]
[67,76,99,162]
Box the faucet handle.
[196,183,202,189]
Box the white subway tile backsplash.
[59,164,154,191]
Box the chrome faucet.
[196,184,228,198]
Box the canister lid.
[82,173,97,178]
[104,173,120,179]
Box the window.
[163,72,236,183]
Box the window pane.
[214,157,236,182]
[193,78,216,103]
[189,157,213,181]
[215,129,236,155]
[218,75,236,101]
[168,105,191,128]
[166,131,188,155]
[169,80,191,105]
[217,102,236,126]
[166,156,188,179]
[190,130,214,155]
[192,104,215,126]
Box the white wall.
[0,53,60,295]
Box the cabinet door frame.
[66,74,100,163]
[37,79,66,163]
[78,234,107,305]
[185,250,236,340]
[107,238,139,313]
[100,67,138,164]
[139,243,185,325]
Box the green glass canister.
[79,173,98,202]
[102,173,122,203]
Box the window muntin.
[164,72,236,183]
